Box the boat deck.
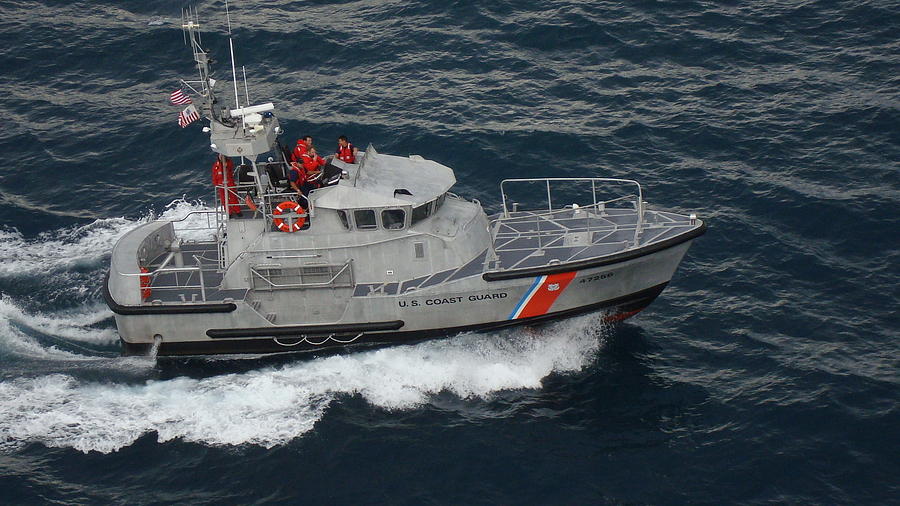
[348,206,701,296]
[489,207,698,271]
[139,206,700,304]
[144,242,247,303]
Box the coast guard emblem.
[508,272,577,320]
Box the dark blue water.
[0,0,898,503]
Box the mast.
[178,3,281,160]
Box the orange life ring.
[139,267,152,300]
[272,200,306,232]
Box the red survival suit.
[289,152,326,196]
[211,156,241,215]
[289,161,316,196]
[291,139,308,163]
[301,151,327,173]
[336,142,356,164]
[288,162,308,191]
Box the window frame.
[337,210,350,230]
[411,202,430,226]
[381,208,407,231]
[352,209,378,230]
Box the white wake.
[0,315,609,454]
[0,199,213,358]
[0,199,214,277]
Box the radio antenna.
[242,65,250,105]
[225,0,241,110]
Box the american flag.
[178,104,200,128]
[169,88,192,105]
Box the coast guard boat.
[103,11,706,356]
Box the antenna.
[242,65,250,105]
[225,0,241,111]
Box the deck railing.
[117,243,220,302]
[498,177,644,247]
[168,210,221,231]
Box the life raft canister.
[244,194,258,212]
[139,267,152,300]
[272,200,306,232]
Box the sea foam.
[0,315,609,454]
[0,199,214,277]
[0,199,214,356]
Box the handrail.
[490,200,639,256]
[115,244,201,278]
[495,199,606,220]
[168,210,219,224]
[168,210,222,235]
[498,177,644,246]
[194,254,206,301]
[500,177,642,213]
[115,242,219,300]
[115,266,203,277]
[224,226,447,270]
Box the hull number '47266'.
[580,272,614,283]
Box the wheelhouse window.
[410,193,447,226]
[354,210,377,230]
[411,203,429,225]
[382,209,406,230]
[337,210,350,230]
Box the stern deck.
[143,241,248,303]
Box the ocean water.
[0,0,898,503]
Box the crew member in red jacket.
[290,147,325,196]
[288,149,322,196]
[290,135,310,163]
[301,147,327,174]
[335,135,358,164]
[288,162,309,195]
[211,154,241,216]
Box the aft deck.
[143,241,248,303]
